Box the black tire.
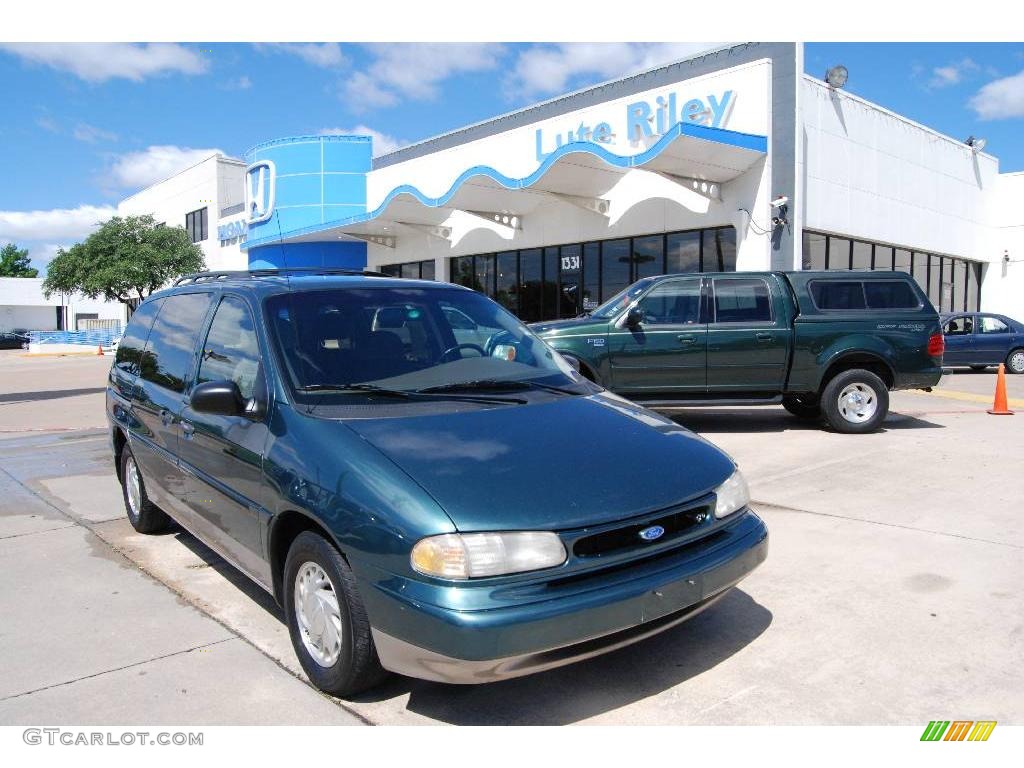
[283,531,388,698]
[782,394,821,419]
[820,369,889,434]
[119,443,171,534]
[969,365,989,372]
[1005,348,1024,375]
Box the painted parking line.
[916,388,1024,409]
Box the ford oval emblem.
[639,525,665,542]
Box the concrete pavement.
[0,351,1022,724]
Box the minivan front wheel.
[120,445,171,534]
[821,369,889,434]
[283,531,387,697]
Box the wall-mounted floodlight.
[965,136,987,152]
[824,65,849,89]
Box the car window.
[197,296,262,401]
[140,292,212,393]
[589,277,659,319]
[636,280,701,325]
[809,280,866,310]
[114,298,163,376]
[944,316,973,336]
[864,280,920,309]
[979,316,1009,334]
[713,278,772,323]
[266,286,579,401]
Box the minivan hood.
[345,393,735,531]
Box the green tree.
[0,243,39,277]
[43,215,205,305]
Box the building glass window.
[420,260,436,281]
[559,244,583,318]
[495,251,518,314]
[475,254,496,298]
[703,227,736,271]
[518,249,542,323]
[601,239,631,302]
[543,247,560,319]
[582,242,600,312]
[633,235,664,280]
[668,231,701,273]
[827,237,851,270]
[380,259,436,280]
[185,207,208,243]
[851,240,872,271]
[802,231,827,270]
[893,248,911,273]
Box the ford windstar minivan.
[106,269,768,697]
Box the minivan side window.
[197,296,262,401]
[713,278,772,323]
[140,292,212,393]
[114,299,163,376]
[864,280,920,309]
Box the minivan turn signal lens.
[713,469,750,519]
[411,532,567,579]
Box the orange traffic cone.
[988,364,1014,415]
[96,345,104,356]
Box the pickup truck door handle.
[677,334,697,344]
[159,409,173,426]
[755,332,773,342]
[181,421,195,439]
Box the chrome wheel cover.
[294,561,343,668]
[837,383,877,424]
[125,456,142,518]
[1010,351,1024,373]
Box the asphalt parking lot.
[1,348,1022,725]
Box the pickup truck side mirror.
[625,307,644,328]
[190,380,244,417]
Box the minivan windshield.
[588,277,659,319]
[266,286,585,402]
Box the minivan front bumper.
[367,509,768,684]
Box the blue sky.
[1,42,1022,272]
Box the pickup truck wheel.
[120,445,171,534]
[1006,349,1024,374]
[284,531,388,698]
[782,395,821,419]
[821,369,889,434]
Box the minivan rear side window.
[115,298,163,376]
[140,292,212,393]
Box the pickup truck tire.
[283,531,388,698]
[782,394,821,419]
[970,365,989,372]
[120,445,171,534]
[1006,349,1024,375]
[821,369,889,434]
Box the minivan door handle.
[677,334,697,344]
[755,332,772,342]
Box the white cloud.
[109,145,223,190]
[970,69,1024,120]
[36,116,59,133]
[507,43,722,99]
[343,43,504,110]
[0,205,116,242]
[928,58,979,89]
[319,125,408,156]
[223,75,253,90]
[257,43,345,68]
[0,43,207,83]
[73,122,118,143]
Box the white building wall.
[985,172,1024,315]
[364,60,775,279]
[118,154,247,272]
[0,277,127,331]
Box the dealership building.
[119,42,1023,322]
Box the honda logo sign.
[245,160,276,224]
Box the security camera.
[770,196,789,208]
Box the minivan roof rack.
[172,267,390,286]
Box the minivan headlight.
[713,469,750,519]
[411,532,567,579]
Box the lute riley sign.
[535,89,736,162]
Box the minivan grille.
[573,502,713,558]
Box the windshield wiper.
[296,382,526,404]
[416,379,579,396]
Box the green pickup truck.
[532,271,944,433]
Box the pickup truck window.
[712,278,772,323]
[863,281,920,309]
[810,281,866,310]
[636,280,701,325]
[810,279,920,311]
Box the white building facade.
[0,277,127,332]
[121,43,1023,322]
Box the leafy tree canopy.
[42,215,206,304]
[0,243,39,278]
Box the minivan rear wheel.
[119,445,171,534]
[821,369,889,434]
[283,531,388,698]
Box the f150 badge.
[586,337,606,347]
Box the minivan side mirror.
[190,380,243,417]
[625,307,644,328]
